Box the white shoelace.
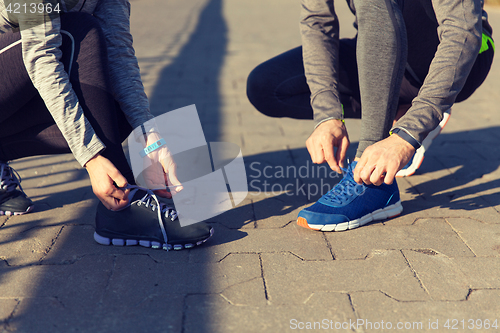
[124,185,178,249]
[0,162,23,193]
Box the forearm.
[17,7,105,166]
[300,0,343,126]
[93,0,154,130]
[392,0,482,143]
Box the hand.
[353,134,416,186]
[85,154,130,210]
[306,119,350,173]
[141,133,183,198]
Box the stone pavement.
[1,0,500,332]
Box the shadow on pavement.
[4,0,233,331]
[4,0,500,328]
[212,126,500,231]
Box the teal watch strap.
[391,128,421,150]
[140,138,167,158]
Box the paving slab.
[0,299,18,324]
[0,226,62,267]
[387,194,500,225]
[6,294,186,333]
[402,249,470,301]
[183,292,357,333]
[0,198,97,234]
[446,217,500,256]
[104,253,264,306]
[261,251,429,305]
[453,257,500,289]
[191,222,333,263]
[351,290,500,333]
[0,0,499,331]
[0,255,113,299]
[41,225,192,265]
[214,197,255,230]
[324,218,474,260]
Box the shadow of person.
[213,126,500,234]
[398,126,500,215]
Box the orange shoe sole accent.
[297,217,321,230]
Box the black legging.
[0,12,135,184]
[247,40,493,124]
[247,40,361,121]
[247,1,493,156]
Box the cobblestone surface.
[1,0,500,332]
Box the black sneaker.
[0,161,34,216]
[94,186,213,251]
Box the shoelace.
[322,165,365,205]
[124,185,178,250]
[0,162,23,193]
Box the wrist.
[391,132,417,153]
[84,153,103,169]
[141,138,167,158]
[390,128,421,150]
[318,118,345,129]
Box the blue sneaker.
[297,161,403,231]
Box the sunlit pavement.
[1,1,500,332]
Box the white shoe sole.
[0,204,34,216]
[396,109,451,177]
[301,200,403,232]
[93,227,214,251]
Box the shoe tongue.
[349,160,357,171]
[342,160,357,177]
[129,188,146,202]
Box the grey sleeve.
[92,0,154,132]
[392,0,483,143]
[300,0,343,127]
[16,2,105,167]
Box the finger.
[360,164,376,185]
[99,195,124,211]
[166,167,182,187]
[322,141,340,173]
[306,140,320,164]
[383,171,396,186]
[165,175,183,195]
[154,189,172,199]
[336,137,350,169]
[108,168,129,201]
[109,185,128,201]
[353,158,366,184]
[100,198,112,210]
[111,170,128,188]
[111,198,130,211]
[383,163,398,185]
[369,166,386,186]
[163,161,182,187]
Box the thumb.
[166,165,183,193]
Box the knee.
[60,12,106,48]
[246,63,265,106]
[246,62,277,117]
